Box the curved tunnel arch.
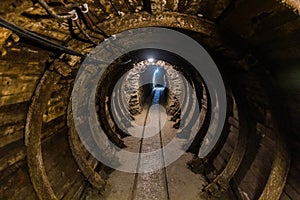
[0,0,299,199]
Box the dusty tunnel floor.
[99,89,209,200]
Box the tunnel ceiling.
[0,0,300,200]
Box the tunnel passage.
[0,0,300,200]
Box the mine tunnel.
[0,0,300,199]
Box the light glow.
[147,58,154,62]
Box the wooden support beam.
[199,91,249,199]
[25,70,61,200]
[67,103,106,190]
[98,12,218,43]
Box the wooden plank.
[234,168,262,199]
[41,116,66,139]
[228,116,239,128]
[11,165,39,200]
[0,76,39,96]
[281,192,292,200]
[0,101,29,125]
[62,175,86,200]
[43,84,71,123]
[43,101,68,123]
[222,142,234,155]
[0,61,44,75]
[213,154,226,171]
[0,39,51,66]
[0,129,24,148]
[226,131,238,149]
[0,126,67,174]
[220,146,233,163]
[42,128,85,199]
[286,167,300,193]
[0,122,24,137]
[238,178,256,200]
[0,74,39,85]
[0,140,25,172]
[284,183,300,200]
[0,92,33,106]
[0,165,38,200]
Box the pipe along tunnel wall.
[0,0,300,199]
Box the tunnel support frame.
[25,70,61,200]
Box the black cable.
[74,19,96,44]
[84,11,109,38]
[37,0,75,21]
[0,17,85,58]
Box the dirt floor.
[103,89,207,200]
